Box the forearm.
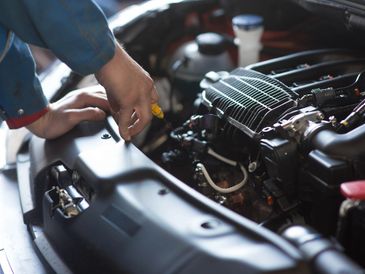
[0,0,116,75]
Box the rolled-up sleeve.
[0,36,48,128]
[0,0,116,75]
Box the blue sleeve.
[0,0,116,75]
[0,35,48,128]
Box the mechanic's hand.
[95,43,158,141]
[26,89,109,139]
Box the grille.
[202,68,296,137]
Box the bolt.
[248,162,257,173]
[201,219,220,229]
[317,113,325,120]
[329,115,337,126]
[101,133,111,139]
[158,189,169,195]
[215,195,227,205]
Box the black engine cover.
[202,68,296,138]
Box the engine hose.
[282,226,364,274]
[311,123,365,159]
[196,162,248,194]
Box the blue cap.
[232,14,263,30]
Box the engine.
[8,1,365,272]
[148,49,365,253]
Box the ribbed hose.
[311,123,365,158]
[282,225,364,274]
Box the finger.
[67,85,106,97]
[117,107,134,141]
[71,92,110,112]
[57,91,109,113]
[80,85,106,94]
[128,103,151,137]
[67,107,106,125]
[130,111,139,126]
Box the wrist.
[7,106,49,129]
[95,44,130,87]
[25,105,51,138]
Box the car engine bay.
[5,0,365,273]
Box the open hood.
[294,0,365,30]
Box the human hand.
[95,43,158,141]
[26,89,109,139]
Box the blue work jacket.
[0,0,115,128]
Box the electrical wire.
[196,162,248,194]
[207,147,237,166]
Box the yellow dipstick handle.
[151,103,164,119]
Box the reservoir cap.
[341,180,365,200]
[232,14,263,30]
[196,33,226,55]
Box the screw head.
[158,189,169,195]
[101,133,111,139]
[201,219,220,229]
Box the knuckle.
[90,109,99,119]
[95,109,105,119]
[77,92,89,101]
[76,92,84,101]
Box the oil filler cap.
[340,180,365,200]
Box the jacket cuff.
[6,107,49,129]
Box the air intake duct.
[282,225,364,274]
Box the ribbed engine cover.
[202,68,297,138]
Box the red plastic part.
[340,181,365,200]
